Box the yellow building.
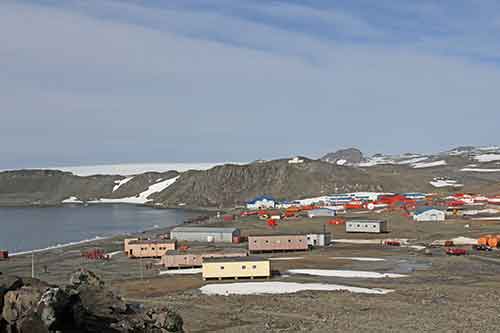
[202,257,270,280]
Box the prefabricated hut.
[245,196,276,210]
[307,208,336,218]
[161,248,248,269]
[346,220,387,233]
[413,208,445,222]
[124,238,176,258]
[170,227,240,243]
[202,256,270,280]
[306,233,331,247]
[248,234,309,253]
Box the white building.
[346,220,387,233]
[413,208,445,222]
[306,233,331,247]
[307,208,336,218]
[246,196,276,210]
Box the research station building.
[306,233,331,247]
[170,227,240,243]
[202,257,270,280]
[124,238,176,258]
[413,208,445,222]
[248,234,309,253]
[346,220,387,233]
[161,248,248,269]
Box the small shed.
[346,220,387,233]
[246,196,276,210]
[0,250,8,260]
[307,208,336,218]
[248,234,309,253]
[306,233,331,247]
[170,227,240,243]
[413,208,445,222]
[202,257,270,280]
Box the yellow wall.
[202,260,270,279]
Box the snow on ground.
[159,268,202,275]
[358,157,395,167]
[431,237,478,246]
[89,176,179,204]
[330,257,386,262]
[429,179,463,188]
[288,269,406,279]
[332,239,409,245]
[460,168,500,172]
[474,154,500,163]
[112,176,134,192]
[269,257,304,261]
[412,160,447,168]
[27,162,243,176]
[10,236,107,256]
[199,282,393,295]
[336,159,347,165]
[61,196,83,203]
[105,251,122,258]
[397,156,429,165]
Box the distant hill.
[0,146,499,208]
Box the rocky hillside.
[0,146,499,208]
[0,269,183,332]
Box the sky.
[1,0,500,168]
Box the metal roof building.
[346,220,388,233]
[413,208,445,222]
[170,226,240,243]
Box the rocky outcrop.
[321,148,364,165]
[0,269,184,332]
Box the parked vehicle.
[472,244,492,251]
[446,248,467,256]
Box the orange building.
[160,248,248,269]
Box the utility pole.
[139,257,144,280]
[31,252,35,278]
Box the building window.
[265,240,269,243]
[252,265,257,269]
[220,266,224,270]
[288,239,291,243]
[242,265,246,270]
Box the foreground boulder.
[0,268,184,332]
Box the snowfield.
[32,162,242,176]
[159,268,202,275]
[112,176,134,192]
[61,196,83,203]
[460,168,500,172]
[397,156,429,165]
[288,269,406,278]
[474,154,500,163]
[412,160,447,168]
[199,282,393,295]
[89,176,179,204]
[429,179,463,188]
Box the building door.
[313,239,317,245]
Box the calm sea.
[0,204,196,253]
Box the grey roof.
[164,248,248,256]
[129,239,175,245]
[171,226,239,233]
[203,256,268,263]
[346,220,386,224]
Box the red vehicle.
[383,240,401,246]
[81,248,108,260]
[446,248,467,256]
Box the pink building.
[248,234,309,253]
[161,248,248,269]
[124,238,176,258]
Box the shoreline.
[5,206,219,257]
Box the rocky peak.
[321,148,364,165]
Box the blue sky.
[1,0,499,168]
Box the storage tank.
[478,237,489,245]
[488,237,499,248]
[207,235,215,242]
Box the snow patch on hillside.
[430,179,463,188]
[90,176,179,204]
[61,196,83,203]
[474,154,500,162]
[412,160,447,168]
[397,157,428,165]
[460,168,500,172]
[112,176,134,192]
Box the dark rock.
[148,307,184,332]
[70,268,105,288]
[37,287,72,330]
[0,275,23,322]
[2,286,46,324]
